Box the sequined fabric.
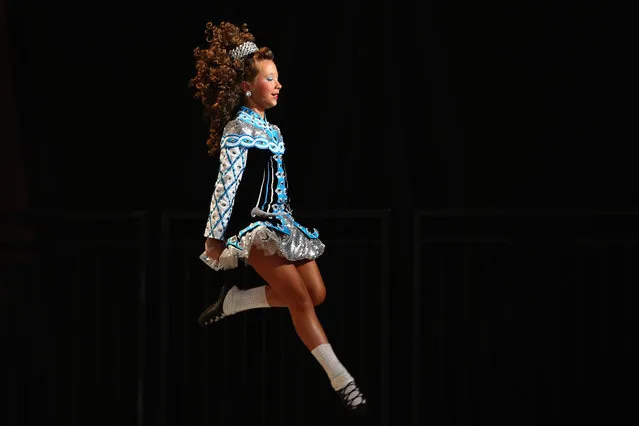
[201,107,324,271]
[200,220,325,271]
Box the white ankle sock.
[311,343,354,391]
[222,285,270,315]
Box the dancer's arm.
[203,143,249,245]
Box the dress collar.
[238,106,269,125]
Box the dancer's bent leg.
[198,256,325,325]
[248,247,327,349]
[248,247,366,411]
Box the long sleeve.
[204,144,249,239]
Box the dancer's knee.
[311,286,326,306]
[288,285,315,312]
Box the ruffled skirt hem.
[200,224,325,271]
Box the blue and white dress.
[200,106,325,270]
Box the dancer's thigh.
[248,247,311,307]
[294,259,326,305]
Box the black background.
[6,0,635,212]
[2,1,635,425]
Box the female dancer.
[189,21,367,412]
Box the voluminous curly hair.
[189,21,275,156]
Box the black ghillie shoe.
[198,283,236,327]
[337,380,368,412]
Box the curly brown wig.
[189,21,275,156]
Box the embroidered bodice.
[204,107,318,243]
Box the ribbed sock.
[222,285,270,315]
[311,343,354,391]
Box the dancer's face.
[245,59,282,114]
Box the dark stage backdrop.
[1,1,635,426]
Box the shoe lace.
[339,382,366,409]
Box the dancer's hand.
[205,238,225,261]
